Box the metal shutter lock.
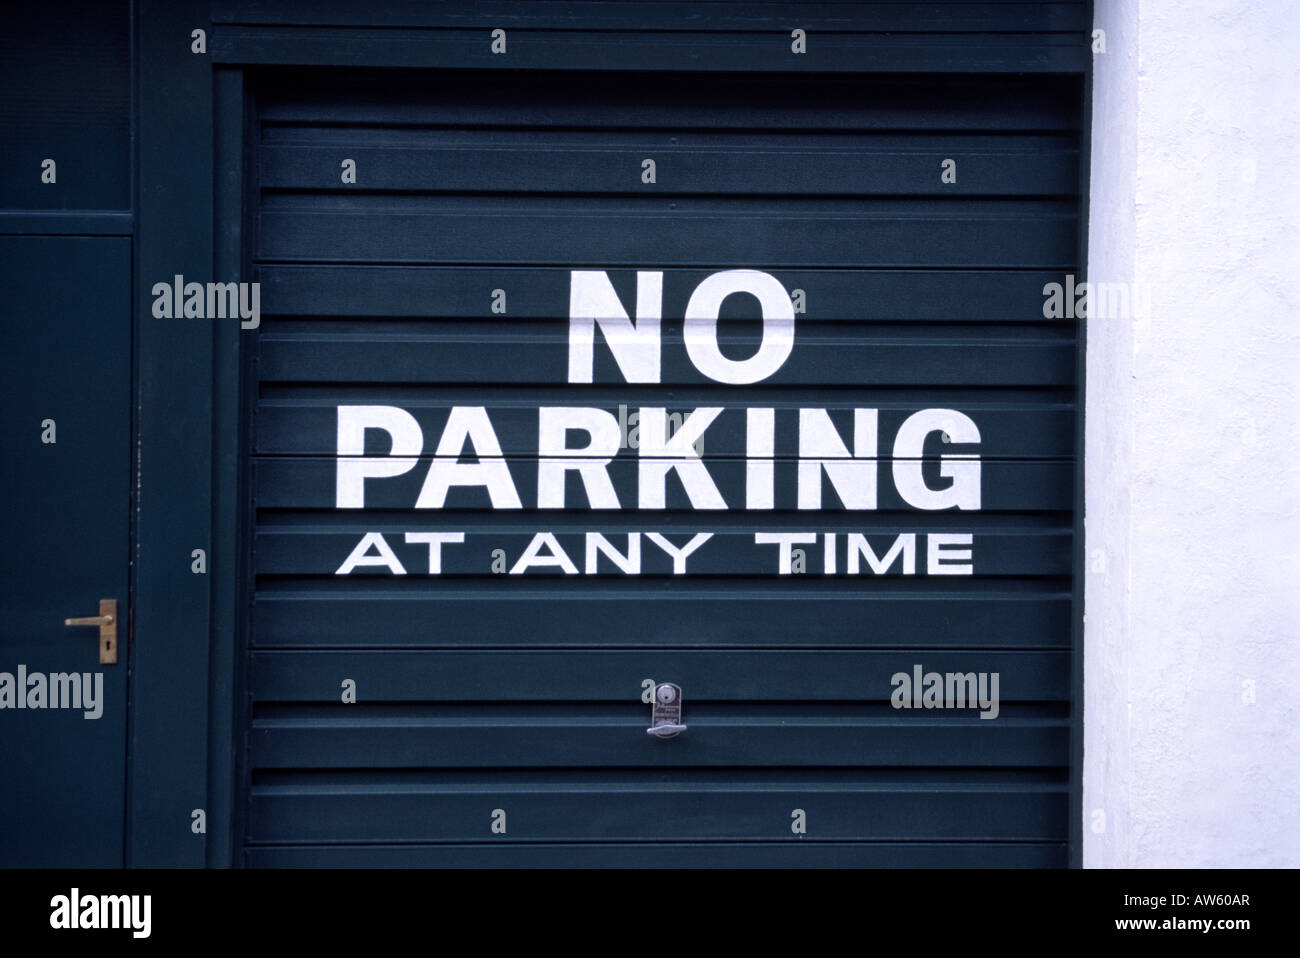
[646,683,686,739]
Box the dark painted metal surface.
[129,0,213,867]
[209,65,253,868]
[0,1,133,869]
[0,0,1090,869]
[1068,0,1095,869]
[237,60,1083,866]
[210,9,1089,75]
[0,237,132,866]
[0,1,131,211]
[246,842,1067,869]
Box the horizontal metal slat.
[249,594,1071,648]
[257,265,1072,321]
[253,528,1071,577]
[217,1,1088,33]
[247,712,1068,768]
[249,649,1069,702]
[264,128,1081,153]
[255,72,1081,131]
[255,335,1075,386]
[245,786,1067,842]
[257,208,1077,268]
[216,28,1088,74]
[242,841,1068,868]
[253,457,1074,511]
[256,510,1068,529]
[261,144,1078,196]
[256,402,1074,458]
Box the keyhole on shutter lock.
[647,682,686,739]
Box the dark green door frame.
[130,0,214,866]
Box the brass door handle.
[64,599,118,665]
[64,614,114,627]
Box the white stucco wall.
[1084,0,1300,866]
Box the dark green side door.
[0,236,131,866]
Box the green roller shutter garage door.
[238,65,1082,867]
